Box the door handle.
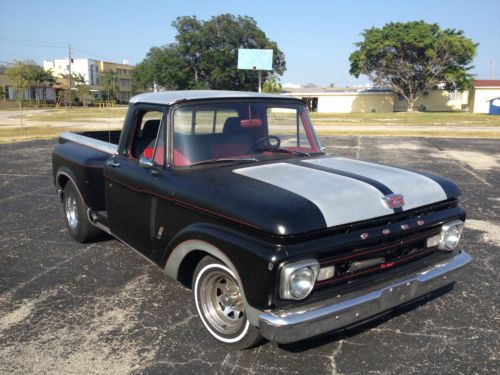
[106,159,120,168]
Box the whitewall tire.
[192,256,262,349]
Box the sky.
[0,0,499,87]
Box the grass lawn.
[314,128,500,138]
[16,107,500,126]
[5,106,500,126]
[1,123,498,145]
[309,112,500,126]
[0,126,82,144]
[18,107,128,121]
[1,108,499,144]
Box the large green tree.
[133,14,286,91]
[349,21,477,111]
[133,45,191,90]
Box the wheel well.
[58,174,70,190]
[177,250,212,289]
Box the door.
[104,106,167,256]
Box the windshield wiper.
[253,147,310,157]
[189,157,258,167]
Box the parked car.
[52,90,471,348]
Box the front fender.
[162,223,287,315]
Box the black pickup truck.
[52,90,471,348]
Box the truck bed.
[52,131,121,210]
[59,130,121,151]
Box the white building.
[43,58,99,85]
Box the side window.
[130,110,163,160]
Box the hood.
[172,157,460,236]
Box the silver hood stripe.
[234,163,393,228]
[302,158,447,210]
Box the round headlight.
[289,267,315,299]
[439,220,464,250]
[280,259,319,300]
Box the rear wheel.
[193,256,262,349]
[62,181,101,243]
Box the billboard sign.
[237,49,273,71]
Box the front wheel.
[193,256,262,349]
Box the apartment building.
[43,58,134,103]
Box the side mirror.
[139,157,154,169]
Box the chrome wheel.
[198,269,245,336]
[193,257,262,348]
[65,192,78,229]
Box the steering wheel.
[253,135,281,151]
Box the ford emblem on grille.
[382,193,405,209]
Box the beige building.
[0,73,56,102]
[283,86,470,113]
[468,80,500,113]
[97,60,135,103]
[283,88,395,113]
[394,90,469,112]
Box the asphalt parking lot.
[0,136,498,374]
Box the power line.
[0,35,66,49]
[0,34,130,63]
[72,46,127,61]
[0,40,67,49]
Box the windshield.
[172,101,321,166]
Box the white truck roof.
[129,90,296,105]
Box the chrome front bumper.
[258,251,471,344]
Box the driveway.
[0,137,498,374]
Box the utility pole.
[491,61,496,80]
[68,44,72,109]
